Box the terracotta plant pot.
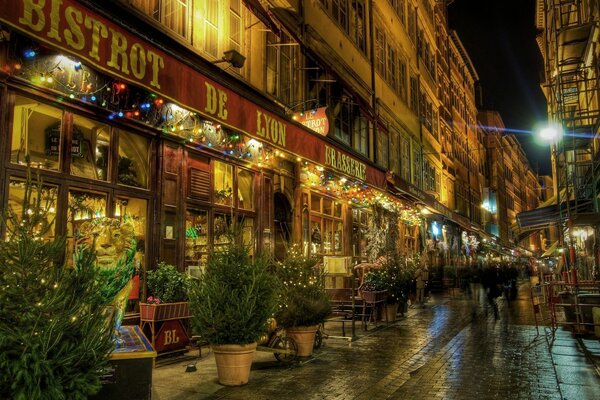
[286,326,318,357]
[385,302,399,322]
[211,343,257,386]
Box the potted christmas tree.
[0,170,115,399]
[189,237,277,386]
[274,250,331,357]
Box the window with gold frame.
[71,115,110,181]
[303,191,344,256]
[6,178,58,241]
[67,189,107,265]
[352,208,371,262]
[11,95,63,171]
[117,129,149,189]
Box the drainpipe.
[369,0,377,161]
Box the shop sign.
[292,107,329,135]
[154,320,189,352]
[325,145,366,181]
[0,0,387,190]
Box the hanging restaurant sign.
[0,0,386,190]
[292,107,329,135]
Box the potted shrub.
[140,262,190,321]
[189,240,277,386]
[274,252,331,357]
[360,268,388,303]
[382,256,416,321]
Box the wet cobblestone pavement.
[153,282,600,400]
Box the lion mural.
[77,217,137,343]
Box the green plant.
[362,269,387,291]
[382,256,416,304]
[189,241,277,345]
[443,265,458,280]
[146,262,189,303]
[274,251,331,328]
[0,167,115,399]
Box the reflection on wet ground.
[153,281,600,400]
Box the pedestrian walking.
[482,265,501,319]
[415,264,427,305]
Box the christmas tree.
[0,169,115,399]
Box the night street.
[153,283,600,400]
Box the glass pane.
[323,219,333,254]
[7,178,57,240]
[113,196,147,271]
[311,194,321,212]
[237,169,254,210]
[240,217,254,256]
[117,129,149,188]
[11,95,62,170]
[185,209,209,267]
[213,213,232,250]
[214,161,233,206]
[67,189,107,265]
[71,115,110,181]
[334,221,343,254]
[310,216,322,254]
[323,197,333,215]
[334,201,342,218]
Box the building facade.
[0,0,543,292]
[532,0,599,278]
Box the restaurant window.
[117,129,149,189]
[114,194,147,270]
[304,192,344,256]
[185,209,209,267]
[213,213,255,254]
[352,208,371,262]
[130,0,189,39]
[214,161,233,206]
[71,115,110,181]
[66,189,106,265]
[11,95,63,171]
[237,168,254,210]
[6,178,57,240]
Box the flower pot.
[139,302,190,321]
[211,343,257,386]
[385,303,399,322]
[286,325,318,357]
[361,290,388,303]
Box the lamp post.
[537,123,570,275]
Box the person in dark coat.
[481,265,500,319]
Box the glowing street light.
[537,122,563,143]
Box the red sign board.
[0,0,386,189]
[292,107,329,135]
[155,320,189,353]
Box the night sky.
[447,0,551,175]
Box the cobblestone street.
[153,283,600,400]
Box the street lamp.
[537,122,570,274]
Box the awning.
[542,241,559,258]
[516,198,593,231]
